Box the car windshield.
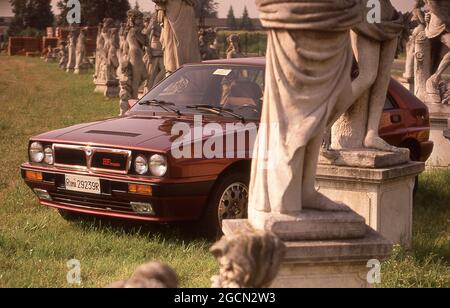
[130,65,265,120]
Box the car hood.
[32,115,253,152]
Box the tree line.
[7,0,220,36]
[226,6,254,31]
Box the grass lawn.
[0,54,448,288]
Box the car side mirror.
[128,99,138,108]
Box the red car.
[21,57,433,236]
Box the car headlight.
[149,154,167,177]
[44,147,54,165]
[29,142,44,163]
[134,155,149,175]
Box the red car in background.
[21,57,433,236]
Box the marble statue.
[330,0,407,152]
[94,22,105,83]
[74,27,88,74]
[153,0,201,76]
[66,29,78,73]
[210,232,286,288]
[425,0,450,103]
[226,34,244,59]
[249,0,364,222]
[199,28,219,61]
[125,9,148,99]
[143,12,165,93]
[403,0,426,82]
[107,262,179,288]
[94,18,120,97]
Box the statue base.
[223,220,392,288]
[316,160,425,248]
[248,208,367,241]
[319,149,409,168]
[425,103,450,168]
[66,68,74,73]
[95,80,119,98]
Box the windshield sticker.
[213,69,232,76]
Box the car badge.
[85,149,93,156]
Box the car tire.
[58,209,82,221]
[199,171,249,239]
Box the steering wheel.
[237,104,259,114]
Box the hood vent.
[85,130,141,137]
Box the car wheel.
[200,172,249,239]
[58,209,82,221]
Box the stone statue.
[105,28,120,83]
[199,28,219,60]
[153,0,201,75]
[210,232,286,288]
[248,0,366,235]
[330,0,407,153]
[125,9,148,99]
[94,18,119,97]
[107,262,179,288]
[74,27,88,74]
[226,34,244,59]
[424,0,450,103]
[403,0,426,82]
[44,46,57,63]
[106,232,283,289]
[58,41,68,69]
[94,22,105,83]
[66,29,78,73]
[143,12,165,93]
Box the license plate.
[65,174,101,195]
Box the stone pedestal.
[426,103,450,168]
[316,154,425,248]
[223,220,392,288]
[95,80,119,98]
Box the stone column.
[426,104,450,168]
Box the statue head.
[210,232,286,288]
[127,8,145,30]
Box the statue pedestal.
[316,152,425,248]
[95,80,119,98]
[426,103,450,168]
[223,220,392,288]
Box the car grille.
[49,190,135,214]
[53,144,132,174]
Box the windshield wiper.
[186,104,245,123]
[139,99,182,116]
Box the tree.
[240,6,253,31]
[8,0,54,35]
[56,0,131,26]
[196,0,218,27]
[226,6,237,30]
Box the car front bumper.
[20,163,215,222]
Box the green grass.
[0,55,448,288]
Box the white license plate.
[65,174,101,195]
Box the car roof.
[189,57,266,67]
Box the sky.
[0,0,414,18]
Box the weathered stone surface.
[426,104,450,168]
[316,162,425,248]
[245,210,367,242]
[319,149,409,169]
[223,220,392,288]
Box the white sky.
[0,0,415,18]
